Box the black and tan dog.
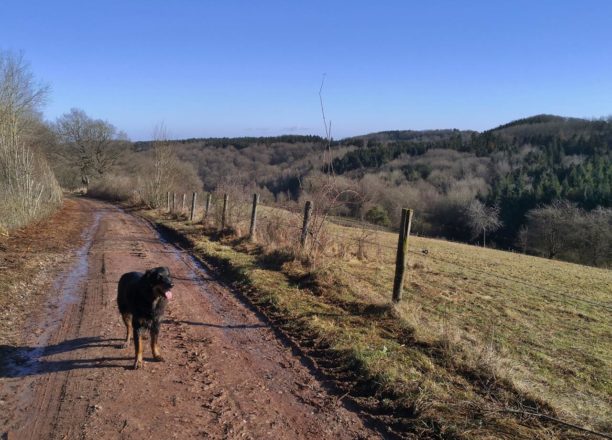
[117,266,174,369]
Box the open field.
[319,216,612,424]
[143,200,612,439]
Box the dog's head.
[145,266,174,300]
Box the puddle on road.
[4,211,104,377]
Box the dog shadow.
[0,336,133,378]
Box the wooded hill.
[124,115,611,265]
[331,115,611,247]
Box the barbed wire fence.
[162,190,612,311]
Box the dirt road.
[0,198,381,440]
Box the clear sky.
[1,0,611,140]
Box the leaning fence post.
[220,194,229,231]
[190,192,197,221]
[249,193,259,241]
[172,192,176,212]
[392,208,413,303]
[166,192,170,212]
[205,193,212,219]
[181,193,186,212]
[300,200,313,248]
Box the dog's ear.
[143,269,155,282]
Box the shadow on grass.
[255,248,296,271]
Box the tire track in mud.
[1,199,381,440]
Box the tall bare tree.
[466,200,502,247]
[140,123,180,208]
[299,75,364,263]
[0,50,62,229]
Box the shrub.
[87,175,140,203]
[365,206,391,227]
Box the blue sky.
[1,1,611,140]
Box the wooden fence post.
[249,193,259,241]
[205,193,212,219]
[220,194,229,231]
[300,200,313,248]
[181,193,186,212]
[392,208,413,303]
[166,192,170,212]
[190,192,197,221]
[172,192,176,212]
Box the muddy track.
[0,198,382,440]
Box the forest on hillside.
[48,114,610,267]
[330,116,611,255]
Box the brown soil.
[0,198,382,440]
[0,198,93,348]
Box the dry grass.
[142,204,611,439]
[87,174,141,203]
[318,221,612,432]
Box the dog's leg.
[121,313,132,348]
[150,325,164,361]
[133,325,144,370]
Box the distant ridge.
[489,114,594,132]
[133,114,608,144]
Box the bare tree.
[516,225,529,254]
[466,200,502,247]
[54,108,124,189]
[300,75,363,264]
[0,50,62,229]
[579,207,612,266]
[524,200,573,259]
[133,123,202,209]
[140,123,180,208]
[525,201,611,265]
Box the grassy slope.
[142,208,611,439]
[320,223,611,430]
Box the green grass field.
[143,204,611,439]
